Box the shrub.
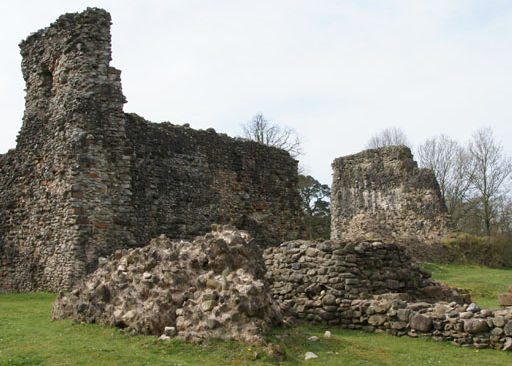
[436,232,512,268]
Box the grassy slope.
[0,264,511,365]
[423,262,511,308]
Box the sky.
[1,1,512,185]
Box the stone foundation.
[343,295,512,350]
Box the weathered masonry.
[331,145,452,244]
[0,8,303,292]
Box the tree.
[242,113,302,157]
[468,127,512,236]
[416,134,473,220]
[298,175,330,239]
[366,127,410,149]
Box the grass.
[1,263,511,365]
[422,262,511,308]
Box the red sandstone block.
[498,293,512,306]
[71,191,83,198]
[94,221,108,229]
[75,217,90,225]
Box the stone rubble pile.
[350,294,512,350]
[264,239,468,324]
[52,226,282,343]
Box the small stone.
[304,351,318,360]
[373,300,391,314]
[504,320,512,336]
[493,316,506,327]
[265,344,286,361]
[159,334,171,341]
[503,338,512,351]
[410,313,433,332]
[466,303,480,313]
[308,336,319,342]
[397,309,410,321]
[392,321,407,330]
[368,314,387,326]
[459,311,473,319]
[491,327,503,336]
[164,326,177,337]
[324,330,332,338]
[201,300,216,312]
[463,319,489,334]
[322,294,336,306]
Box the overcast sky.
[1,1,512,184]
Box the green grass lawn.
[1,264,511,365]
[423,262,511,308]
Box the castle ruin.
[0,8,303,292]
[331,145,452,244]
[5,8,512,352]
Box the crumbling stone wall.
[0,9,133,292]
[331,145,452,244]
[0,8,303,292]
[265,239,512,351]
[343,295,512,350]
[125,114,302,246]
[263,239,466,325]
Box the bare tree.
[366,127,410,149]
[416,135,473,218]
[468,127,512,236]
[241,113,302,157]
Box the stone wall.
[125,114,302,247]
[340,295,512,350]
[0,8,303,293]
[331,145,452,244]
[264,239,512,351]
[263,239,467,325]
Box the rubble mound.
[52,226,282,343]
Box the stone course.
[331,146,452,245]
[344,295,512,350]
[0,8,303,292]
[52,226,282,344]
[264,238,512,350]
[263,239,468,325]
